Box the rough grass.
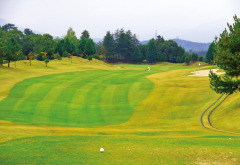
[0,59,240,164]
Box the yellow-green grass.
[0,57,117,102]
[0,136,239,165]
[0,59,240,164]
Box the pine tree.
[103,31,115,59]
[206,42,215,63]
[209,15,240,95]
[131,46,143,63]
[56,52,62,60]
[84,39,96,56]
[146,39,157,64]
[184,55,190,65]
[81,30,90,39]
[79,37,86,54]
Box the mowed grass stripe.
[57,71,114,126]
[0,74,60,121]
[79,70,135,126]
[32,72,90,125]
[67,71,109,126]
[0,70,154,127]
[16,73,82,124]
[48,71,108,126]
[99,71,153,125]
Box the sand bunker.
[189,69,225,77]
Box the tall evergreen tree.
[81,30,90,39]
[146,39,158,64]
[131,46,143,63]
[118,29,128,59]
[79,37,86,55]
[209,15,240,95]
[206,42,215,63]
[103,31,115,59]
[84,39,96,56]
[55,39,64,56]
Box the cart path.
[200,94,240,135]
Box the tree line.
[103,29,204,64]
[0,23,207,67]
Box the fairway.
[0,60,240,165]
[0,70,154,127]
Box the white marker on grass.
[100,148,104,153]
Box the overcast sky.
[0,0,240,42]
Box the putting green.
[0,70,154,127]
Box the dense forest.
[0,23,208,67]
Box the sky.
[0,0,240,42]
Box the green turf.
[1,62,239,164]
[0,135,239,165]
[0,64,195,127]
[0,70,155,127]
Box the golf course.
[0,57,239,164]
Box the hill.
[0,61,240,164]
[172,38,211,55]
[140,39,211,56]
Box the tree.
[5,36,19,67]
[42,52,49,67]
[56,52,62,60]
[24,28,33,35]
[146,39,157,64]
[41,34,54,58]
[26,52,34,66]
[103,31,115,59]
[155,35,164,46]
[206,42,215,64]
[131,46,143,63]
[0,39,6,66]
[55,39,64,56]
[191,53,198,61]
[138,44,147,60]
[66,27,78,53]
[88,55,93,62]
[209,15,240,95]
[79,37,86,55]
[22,34,34,55]
[13,49,22,68]
[84,39,96,56]
[81,30,90,39]
[198,56,204,61]
[184,54,190,65]
[2,23,17,32]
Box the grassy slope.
[0,70,155,127]
[0,57,116,102]
[0,60,240,164]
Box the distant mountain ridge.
[172,39,211,52]
[140,39,211,56]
